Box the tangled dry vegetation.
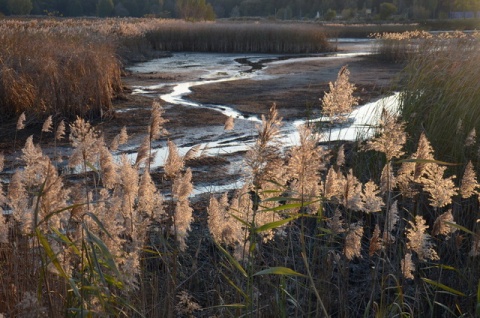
[371,29,480,63]
[0,61,479,317]
[0,17,333,124]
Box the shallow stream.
[126,39,400,193]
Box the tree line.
[1,0,479,20]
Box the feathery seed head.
[344,221,364,260]
[150,100,168,140]
[224,115,235,131]
[460,161,479,198]
[17,112,26,130]
[165,140,184,178]
[401,252,415,280]
[406,215,439,261]
[361,180,384,213]
[420,164,457,208]
[364,109,406,161]
[321,65,359,123]
[432,210,457,238]
[55,120,65,141]
[466,128,476,146]
[41,115,53,133]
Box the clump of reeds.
[321,22,421,38]
[371,29,432,62]
[2,52,480,318]
[372,30,480,62]
[0,17,335,121]
[1,99,480,317]
[0,28,121,121]
[399,32,480,173]
[146,20,333,53]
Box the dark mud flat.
[188,55,402,120]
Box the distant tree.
[239,0,262,16]
[379,2,396,19]
[412,5,430,20]
[66,0,84,16]
[114,2,130,16]
[122,0,141,16]
[83,0,98,15]
[0,0,8,15]
[230,4,240,17]
[277,6,293,19]
[176,0,215,21]
[324,8,336,20]
[8,0,33,15]
[341,7,356,19]
[97,0,114,16]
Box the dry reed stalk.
[0,31,121,121]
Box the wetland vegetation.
[0,17,480,317]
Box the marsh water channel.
[124,38,400,194]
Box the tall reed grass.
[2,18,480,317]
[1,65,480,315]
[0,18,334,121]
[398,32,480,173]
[146,21,332,53]
[0,29,122,122]
[372,30,480,62]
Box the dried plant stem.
[300,250,329,317]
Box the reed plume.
[16,112,26,130]
[432,210,456,238]
[321,65,359,123]
[287,124,328,212]
[245,103,283,188]
[419,163,457,208]
[41,115,52,133]
[364,109,406,161]
[406,215,439,261]
[344,222,364,260]
[224,116,235,131]
[165,140,184,178]
[361,180,384,213]
[460,161,479,198]
[207,193,238,246]
[172,168,194,251]
[401,252,415,280]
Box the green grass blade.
[215,242,247,278]
[35,228,68,280]
[228,211,250,228]
[84,211,114,239]
[51,228,81,256]
[421,278,465,296]
[220,271,248,299]
[262,196,302,202]
[396,158,459,166]
[37,203,86,228]
[253,267,306,277]
[84,225,120,276]
[477,279,480,317]
[207,303,247,309]
[255,216,299,233]
[35,228,81,299]
[262,201,314,212]
[444,221,475,235]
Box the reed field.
[1,18,480,317]
[374,30,480,172]
[0,18,333,123]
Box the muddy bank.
[187,55,403,120]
